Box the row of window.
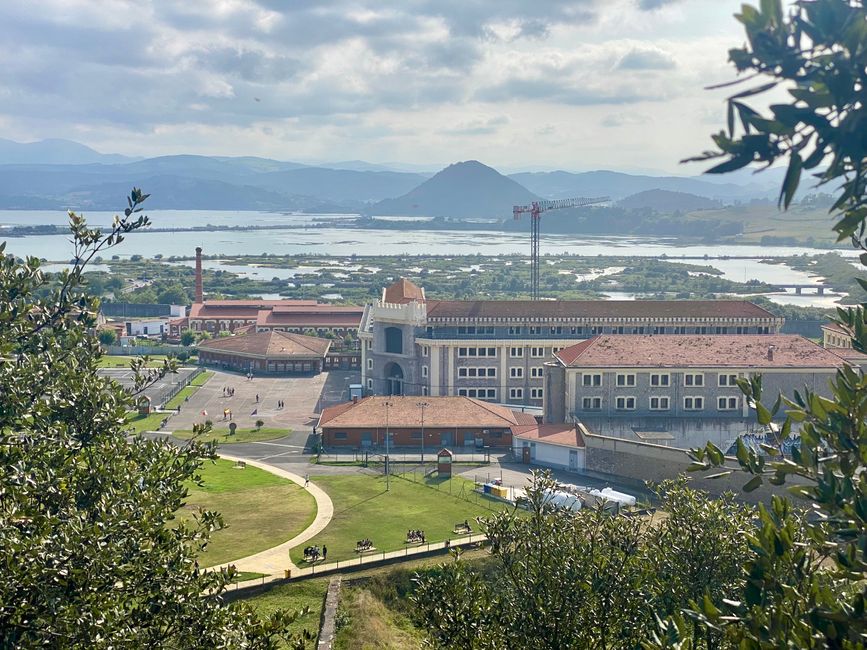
[428,325,773,336]
[460,366,497,378]
[584,372,741,387]
[582,396,740,411]
[509,387,544,399]
[456,387,545,400]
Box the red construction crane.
[513,197,609,300]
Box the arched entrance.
[384,362,404,396]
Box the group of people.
[455,519,472,533]
[302,545,327,562]
[222,387,235,397]
[406,529,426,544]
[355,538,373,552]
[277,399,285,409]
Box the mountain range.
[0,137,785,214]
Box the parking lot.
[98,366,199,407]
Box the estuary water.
[1,209,861,308]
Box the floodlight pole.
[417,401,429,466]
[384,400,393,491]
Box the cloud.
[616,46,677,70]
[637,0,683,9]
[600,112,652,127]
[441,114,511,136]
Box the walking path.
[216,453,334,576]
[317,577,342,650]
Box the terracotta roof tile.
[198,330,331,358]
[319,396,526,429]
[425,299,776,320]
[512,424,585,447]
[555,334,845,369]
[383,278,425,304]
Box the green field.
[179,459,316,567]
[172,427,292,444]
[164,370,214,409]
[246,578,330,649]
[97,354,178,368]
[126,412,168,434]
[290,473,508,565]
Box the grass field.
[290,473,509,565]
[179,459,316,567]
[126,412,168,434]
[246,578,330,649]
[164,370,214,409]
[97,354,179,368]
[172,427,292,444]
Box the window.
[530,366,544,378]
[531,387,544,399]
[530,347,545,358]
[482,326,494,334]
[366,378,373,389]
[509,387,523,399]
[696,326,708,334]
[631,326,645,334]
[653,326,666,334]
[615,396,636,410]
[459,367,496,378]
[509,326,523,335]
[529,326,541,335]
[582,373,602,387]
[649,396,670,410]
[736,326,745,334]
[550,326,563,335]
[582,397,602,410]
[458,326,475,334]
[718,396,739,410]
[716,326,728,334]
[684,396,704,410]
[422,365,428,378]
[571,326,583,335]
[616,373,636,387]
[718,373,738,387]
[384,326,403,354]
[458,388,497,400]
[422,345,430,356]
[673,326,686,334]
[422,386,429,396]
[613,326,625,334]
[590,326,602,335]
[650,373,670,387]
[510,347,524,358]
[458,347,497,357]
[334,432,348,440]
[684,373,704,387]
[510,367,524,378]
[367,359,373,370]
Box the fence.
[106,344,193,357]
[159,367,205,409]
[315,449,492,465]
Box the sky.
[0,0,761,173]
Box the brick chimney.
[767,345,775,361]
[194,247,203,303]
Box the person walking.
[304,473,310,488]
[255,394,259,403]
[322,545,327,561]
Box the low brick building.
[317,396,537,449]
[198,329,331,374]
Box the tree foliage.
[680,1,867,647]
[412,474,751,649]
[0,190,309,648]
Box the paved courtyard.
[164,369,358,454]
[99,366,198,407]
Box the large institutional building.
[359,278,784,406]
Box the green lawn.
[164,371,214,409]
[126,412,168,434]
[246,579,329,649]
[97,354,178,368]
[179,459,316,567]
[172,427,292,444]
[232,571,267,583]
[290,473,508,565]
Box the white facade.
[513,435,586,472]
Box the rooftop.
[383,278,425,304]
[425,299,777,321]
[189,300,363,323]
[554,334,848,369]
[318,396,537,429]
[197,330,331,358]
[512,423,585,448]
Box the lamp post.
[384,400,393,491]
[417,401,429,467]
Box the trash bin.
[284,569,291,579]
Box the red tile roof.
[319,396,531,429]
[512,423,585,448]
[425,299,777,320]
[198,330,331,358]
[189,300,363,327]
[554,334,846,369]
[383,278,425,304]
[256,310,363,328]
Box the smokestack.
[194,247,203,303]
[767,345,775,361]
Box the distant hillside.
[617,189,721,212]
[370,160,538,218]
[509,169,773,203]
[0,138,136,165]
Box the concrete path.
[317,577,342,650]
[217,453,334,576]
